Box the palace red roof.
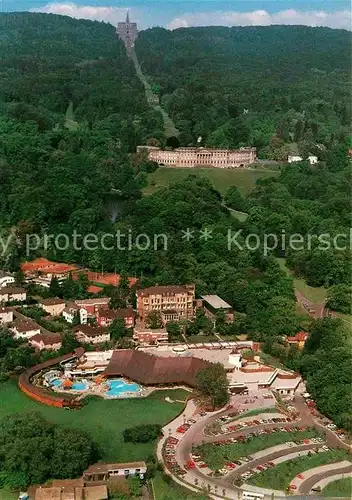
[104,349,212,386]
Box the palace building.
[137,146,257,168]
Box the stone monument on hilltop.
[116,12,138,57]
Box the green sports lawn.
[0,380,188,462]
[143,167,279,196]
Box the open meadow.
[143,167,279,196]
[0,380,188,463]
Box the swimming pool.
[50,378,88,391]
[51,378,62,387]
[105,378,141,398]
[71,381,88,391]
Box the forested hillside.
[136,26,350,156]
[0,12,163,255]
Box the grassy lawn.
[143,167,279,196]
[260,352,287,370]
[195,428,320,470]
[229,210,249,222]
[0,380,188,462]
[248,450,350,490]
[229,407,278,421]
[64,101,79,131]
[0,490,17,500]
[323,477,352,497]
[277,258,327,303]
[151,472,207,500]
[186,335,220,343]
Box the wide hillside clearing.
[0,380,188,463]
[276,257,327,303]
[143,167,279,196]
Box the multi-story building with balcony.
[136,285,195,324]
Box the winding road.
[160,391,351,499]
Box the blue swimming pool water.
[51,378,62,387]
[50,379,87,391]
[71,381,88,391]
[105,378,141,397]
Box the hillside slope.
[0,12,163,136]
[135,26,350,154]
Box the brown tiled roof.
[30,333,62,345]
[100,308,134,319]
[0,286,26,295]
[75,325,108,337]
[136,285,190,296]
[103,349,212,386]
[11,319,40,332]
[85,462,146,474]
[0,307,13,313]
[41,298,65,306]
[75,298,110,306]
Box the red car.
[185,460,196,470]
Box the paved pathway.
[158,391,350,499]
[298,462,352,494]
[131,50,179,138]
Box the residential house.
[133,324,168,345]
[201,294,234,323]
[0,307,14,325]
[75,325,110,344]
[33,479,107,500]
[286,331,308,350]
[0,271,15,289]
[308,155,318,165]
[136,284,195,324]
[29,333,62,351]
[0,286,27,303]
[83,461,147,483]
[40,298,66,316]
[96,307,134,328]
[75,298,110,317]
[21,258,79,287]
[62,303,88,324]
[10,319,41,339]
[288,155,303,163]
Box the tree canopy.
[0,412,98,488]
[196,363,229,410]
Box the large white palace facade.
[137,146,257,168]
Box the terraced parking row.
[193,427,322,471]
[205,412,296,437]
[247,449,351,491]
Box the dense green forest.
[0,13,350,430]
[0,12,163,247]
[136,26,350,157]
